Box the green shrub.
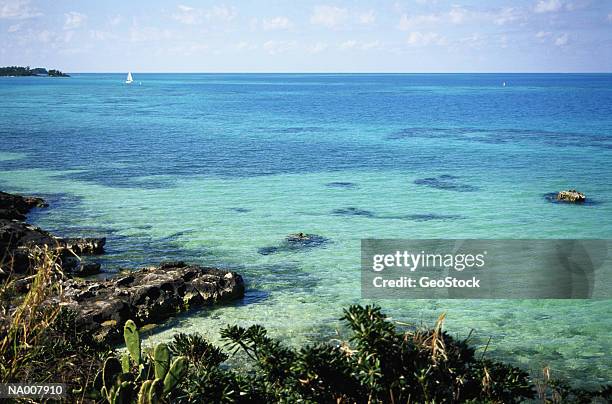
[94,305,611,403]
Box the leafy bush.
[1,251,608,404]
[98,304,612,403]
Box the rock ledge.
[62,261,244,343]
[556,190,586,203]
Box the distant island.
[0,66,69,77]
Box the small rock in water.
[258,233,329,255]
[286,232,327,245]
[74,262,102,277]
[556,189,586,203]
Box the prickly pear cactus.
[149,378,164,403]
[137,380,154,404]
[121,354,131,373]
[101,321,189,403]
[124,320,141,365]
[153,343,171,380]
[163,356,188,395]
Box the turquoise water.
[1,74,611,386]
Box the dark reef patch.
[228,207,251,213]
[387,127,612,151]
[331,207,375,217]
[383,213,464,221]
[414,175,479,192]
[257,126,324,134]
[325,182,358,189]
[328,206,463,222]
[258,233,329,255]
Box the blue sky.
[1,0,611,72]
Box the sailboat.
[125,72,133,84]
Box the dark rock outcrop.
[0,192,105,276]
[62,237,106,255]
[556,190,586,203]
[0,219,105,275]
[61,261,245,343]
[1,190,247,345]
[0,191,47,221]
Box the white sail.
[125,72,133,84]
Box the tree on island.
[0,66,69,77]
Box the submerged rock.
[61,263,245,343]
[258,233,329,255]
[414,175,479,192]
[332,207,375,217]
[556,190,586,203]
[325,182,358,189]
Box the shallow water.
[1,73,611,386]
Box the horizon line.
[61,71,612,74]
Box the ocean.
[1,73,611,386]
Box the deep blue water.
[1,73,611,386]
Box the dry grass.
[0,246,65,382]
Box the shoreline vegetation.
[0,66,69,77]
[0,190,610,403]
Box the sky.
[0,0,611,72]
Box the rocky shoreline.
[0,191,245,344]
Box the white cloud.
[406,31,446,46]
[555,32,569,46]
[398,13,439,30]
[7,23,21,32]
[64,11,87,30]
[109,15,122,26]
[448,6,467,24]
[308,42,328,53]
[262,16,292,31]
[339,39,382,51]
[361,40,381,50]
[535,30,552,41]
[28,29,74,45]
[173,5,202,25]
[89,30,116,41]
[398,5,521,30]
[236,41,258,50]
[358,10,376,25]
[206,5,237,23]
[130,26,174,42]
[173,4,237,25]
[263,40,297,55]
[535,0,563,13]
[459,33,486,48]
[339,40,357,50]
[169,42,209,56]
[0,0,41,19]
[310,5,348,28]
[494,7,522,25]
[607,13,612,22]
